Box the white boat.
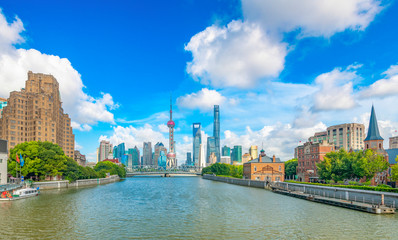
[0,187,39,201]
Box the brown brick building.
[0,71,75,158]
[243,150,285,182]
[296,141,334,182]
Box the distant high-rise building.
[0,72,75,158]
[99,140,113,162]
[154,142,166,167]
[213,105,220,162]
[207,137,216,164]
[0,97,7,118]
[193,123,201,166]
[199,143,206,168]
[113,143,126,165]
[242,153,251,164]
[74,150,86,166]
[222,146,231,156]
[308,131,328,144]
[143,142,153,166]
[231,146,242,163]
[186,152,192,166]
[220,156,231,164]
[127,146,140,166]
[158,151,167,169]
[249,146,258,160]
[390,136,398,149]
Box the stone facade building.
[296,141,334,182]
[389,136,398,149]
[326,123,365,151]
[0,72,75,158]
[243,150,284,182]
[74,150,86,166]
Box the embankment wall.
[32,175,120,190]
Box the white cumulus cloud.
[177,88,227,111]
[185,20,287,88]
[0,11,117,131]
[360,65,398,98]
[312,65,360,111]
[242,0,384,38]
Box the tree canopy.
[285,158,297,177]
[202,163,243,178]
[317,149,389,183]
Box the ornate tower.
[166,95,176,169]
[364,105,384,151]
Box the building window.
[254,166,257,172]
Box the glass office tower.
[193,123,201,166]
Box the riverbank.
[32,175,120,190]
[203,175,396,214]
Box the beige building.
[249,145,258,160]
[327,123,365,151]
[242,153,251,164]
[0,71,75,158]
[390,136,398,149]
[308,131,327,144]
[98,140,113,163]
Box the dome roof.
[167,120,175,127]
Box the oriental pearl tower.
[166,95,176,169]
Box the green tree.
[391,156,398,181]
[285,158,298,178]
[94,161,126,178]
[8,141,69,180]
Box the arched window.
[254,166,257,172]
[379,143,382,149]
[366,144,369,149]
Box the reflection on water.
[1,177,397,239]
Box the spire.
[365,105,384,141]
[170,93,172,120]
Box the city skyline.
[1,1,398,162]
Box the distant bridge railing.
[126,171,201,177]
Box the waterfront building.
[0,139,7,184]
[192,123,201,166]
[220,156,231,164]
[249,146,258,160]
[186,152,192,166]
[242,153,251,164]
[308,131,327,144]
[231,146,242,163]
[243,150,284,182]
[154,142,166,167]
[166,96,177,169]
[296,141,334,182]
[0,71,75,158]
[390,136,398,149]
[0,97,7,118]
[222,145,231,156]
[127,146,140,166]
[206,137,216,164]
[98,140,113,163]
[213,105,220,162]
[327,123,365,151]
[74,150,86,166]
[143,142,153,167]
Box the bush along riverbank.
[202,163,243,179]
[285,180,398,193]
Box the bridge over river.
[126,171,201,177]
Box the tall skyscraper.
[249,145,258,160]
[207,136,216,164]
[154,142,167,167]
[143,142,152,166]
[0,71,75,158]
[186,152,192,166]
[231,145,242,163]
[199,143,205,168]
[222,146,231,156]
[127,146,140,166]
[158,150,167,169]
[166,96,177,169]
[113,143,127,165]
[213,105,220,162]
[98,140,113,162]
[192,123,201,166]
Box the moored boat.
[0,187,39,201]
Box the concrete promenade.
[32,175,120,190]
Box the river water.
[1,177,397,239]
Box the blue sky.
[1,0,398,162]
